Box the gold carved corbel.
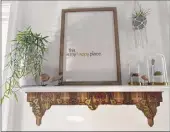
[28,93,54,126]
[136,98,158,127]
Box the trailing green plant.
[0,26,49,104]
[132,4,151,18]
[154,71,162,76]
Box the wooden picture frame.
[59,7,121,85]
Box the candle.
[130,76,133,84]
[137,64,140,74]
[128,63,131,76]
[161,57,166,83]
[147,59,150,82]
[137,64,140,85]
[56,68,59,76]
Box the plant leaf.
[13,92,18,102]
[0,97,4,104]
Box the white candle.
[137,64,140,74]
[147,59,150,82]
[161,57,166,83]
[130,76,133,84]
[137,64,140,85]
[128,63,131,76]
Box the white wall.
[2,1,29,131]
[20,1,169,84]
[158,1,170,78]
[4,1,170,131]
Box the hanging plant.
[0,26,49,104]
[132,4,151,30]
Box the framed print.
[59,7,121,85]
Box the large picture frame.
[59,7,121,85]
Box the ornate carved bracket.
[27,92,162,126]
[136,92,161,127]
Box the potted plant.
[132,4,150,30]
[1,26,49,103]
[153,71,163,83]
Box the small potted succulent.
[153,71,163,83]
[132,4,151,30]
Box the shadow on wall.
[12,93,25,131]
[42,18,61,77]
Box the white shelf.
[20,85,170,92]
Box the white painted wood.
[20,85,170,92]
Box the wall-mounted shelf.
[24,86,169,127]
[21,85,169,92]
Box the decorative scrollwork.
[40,93,54,110]
[30,98,43,126]
[30,98,41,117]
[110,99,117,105]
[84,99,98,110]
[27,92,162,127]
[29,93,54,126]
[136,97,158,127]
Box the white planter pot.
[19,75,37,87]
[153,75,163,83]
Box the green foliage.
[132,4,151,18]
[154,71,162,76]
[1,26,49,104]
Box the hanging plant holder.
[132,2,150,48]
[132,15,147,30]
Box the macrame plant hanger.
[132,1,148,48]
